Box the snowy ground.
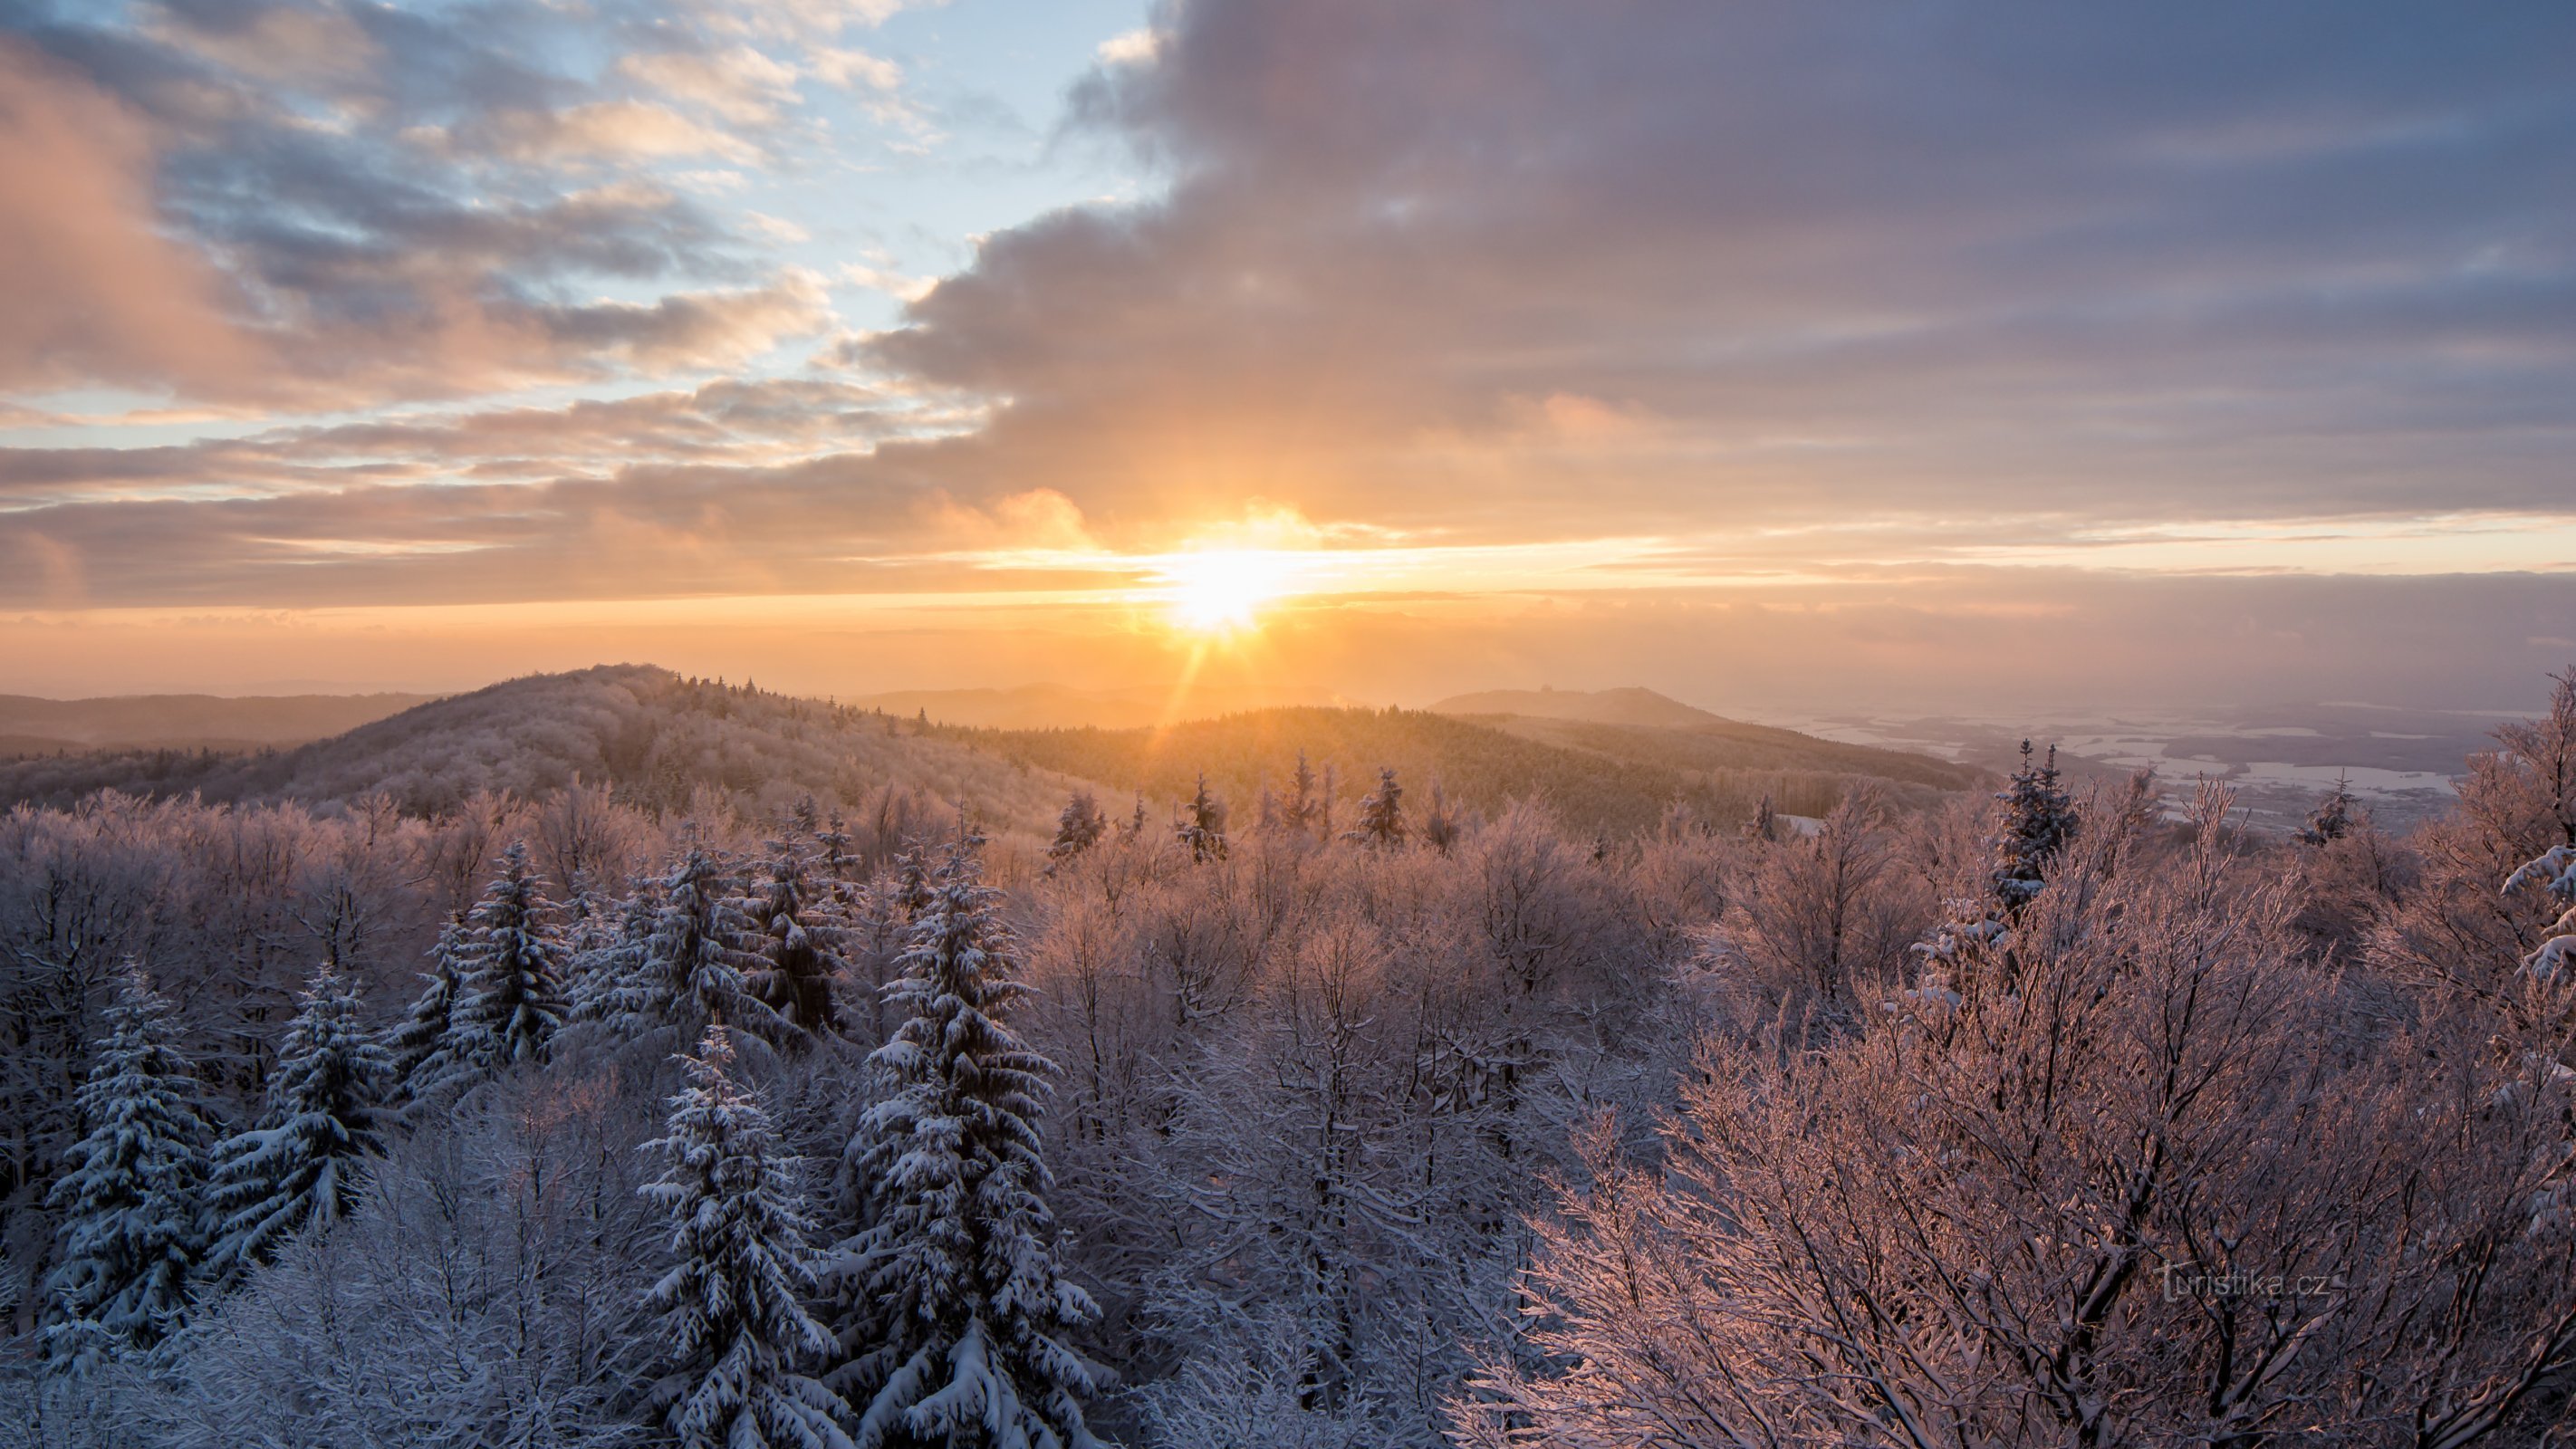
[1745,701,2514,834]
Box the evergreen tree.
[890,841,935,923]
[1345,766,1406,849]
[1918,740,2084,988]
[389,922,463,1101]
[202,964,392,1284]
[1120,792,1149,839]
[582,847,777,1044]
[2297,772,2359,847]
[826,830,1101,1449]
[1991,740,2079,907]
[1421,779,1461,854]
[739,839,846,1041]
[419,841,570,1098]
[1285,751,1321,836]
[1045,792,1108,872]
[1177,773,1229,863]
[43,964,214,1367]
[1745,793,1780,843]
[644,1027,852,1449]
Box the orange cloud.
[0,41,260,396]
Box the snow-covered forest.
[5,668,2576,1447]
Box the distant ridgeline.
[0,666,1981,837]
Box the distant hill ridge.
[0,668,1982,837]
[1430,686,1722,729]
[0,691,436,756]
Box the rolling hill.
[0,670,1984,840]
[0,666,1092,835]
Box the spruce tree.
[44,964,214,1367]
[827,830,1101,1449]
[1285,751,1320,836]
[2296,772,2359,847]
[1345,766,1405,848]
[202,964,392,1284]
[740,840,846,1041]
[1176,773,1229,863]
[1991,740,2079,907]
[644,1027,852,1449]
[389,926,462,1104]
[1045,792,1107,872]
[1421,779,1461,854]
[420,841,570,1098]
[582,847,777,1044]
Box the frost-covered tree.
[826,829,1101,1449]
[43,965,213,1367]
[1420,780,1461,855]
[1284,751,1322,836]
[581,847,776,1046]
[737,841,846,1042]
[1992,738,2078,906]
[201,964,390,1285]
[1176,774,1228,864]
[2504,845,2576,985]
[1918,739,2083,987]
[643,1027,851,1449]
[1744,792,1779,843]
[1045,792,1107,874]
[2297,772,2360,847]
[1343,767,1404,849]
[388,921,463,1101]
[417,842,569,1100]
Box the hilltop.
[0,665,1091,835]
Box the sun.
[1158,548,1302,632]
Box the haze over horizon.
[5,1,2572,714]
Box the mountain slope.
[942,703,1973,839]
[1430,686,1721,730]
[0,666,1091,833]
[1432,686,1981,794]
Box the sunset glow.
[1156,548,1307,634]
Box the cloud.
[525,271,833,370]
[861,0,2576,536]
[0,0,874,408]
[0,41,262,395]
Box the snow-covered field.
[1750,701,2511,833]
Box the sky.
[2,0,2572,713]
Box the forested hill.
[938,703,1975,838]
[0,667,1981,839]
[0,665,1088,832]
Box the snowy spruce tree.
[1918,739,2082,986]
[389,920,464,1102]
[643,1026,852,1449]
[1284,751,1321,836]
[1991,738,2079,907]
[43,964,215,1368]
[582,846,777,1046]
[737,840,847,1041]
[202,963,391,1285]
[2297,772,2359,847]
[827,828,1101,1449]
[417,841,570,1099]
[1044,792,1107,873]
[1344,766,1405,849]
[1176,773,1229,863]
